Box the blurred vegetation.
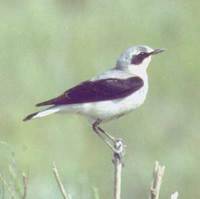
[0,0,200,198]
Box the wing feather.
[36,76,144,106]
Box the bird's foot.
[112,139,126,164]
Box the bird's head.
[116,45,165,74]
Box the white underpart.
[32,107,60,119]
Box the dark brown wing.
[36,76,144,106]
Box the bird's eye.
[131,52,148,65]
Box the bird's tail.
[23,106,60,122]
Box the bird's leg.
[93,119,116,143]
[97,126,115,143]
[92,120,116,152]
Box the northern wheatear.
[24,45,165,151]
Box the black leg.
[97,126,115,142]
[92,120,116,151]
[92,119,115,142]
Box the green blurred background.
[0,0,200,198]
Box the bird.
[23,45,165,151]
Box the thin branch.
[22,173,28,199]
[0,178,5,199]
[112,139,125,199]
[52,162,70,199]
[92,186,100,199]
[170,192,179,199]
[149,161,165,199]
[0,174,16,199]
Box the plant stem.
[113,139,125,199]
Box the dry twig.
[92,186,100,199]
[170,192,179,199]
[0,174,16,199]
[112,139,125,199]
[52,162,70,199]
[22,173,28,199]
[149,161,165,199]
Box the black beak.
[149,48,166,55]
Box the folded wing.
[36,76,144,106]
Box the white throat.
[127,56,151,76]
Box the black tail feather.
[23,112,38,122]
[36,101,51,107]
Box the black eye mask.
[131,52,150,65]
